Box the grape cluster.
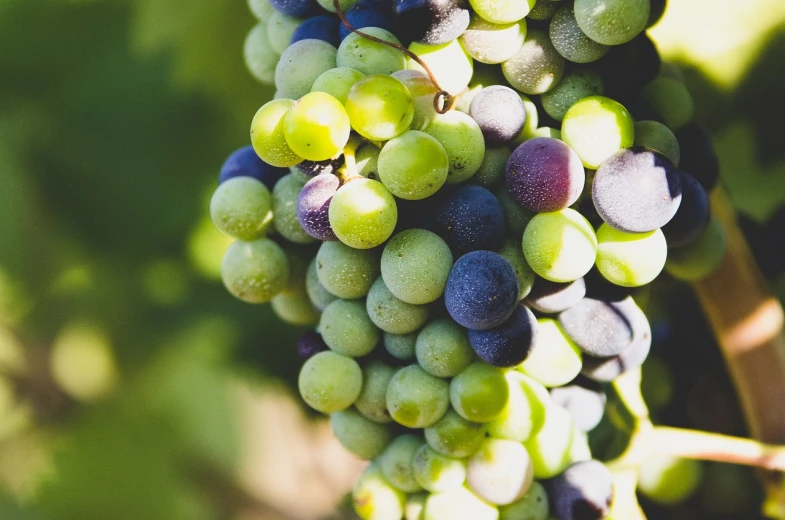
[212,0,728,518]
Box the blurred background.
[1,0,784,519]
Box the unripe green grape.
[469,0,534,24]
[424,486,500,520]
[523,405,587,479]
[353,463,406,520]
[406,493,428,520]
[528,0,560,21]
[540,69,604,122]
[574,0,649,46]
[315,241,379,299]
[346,75,415,141]
[473,147,510,189]
[407,40,474,95]
[387,365,450,428]
[416,319,475,378]
[450,363,509,423]
[381,229,454,305]
[380,434,426,493]
[467,438,534,505]
[267,11,302,55]
[298,351,362,414]
[284,92,350,161]
[522,209,597,283]
[311,67,366,105]
[642,76,695,131]
[413,444,467,493]
[248,0,273,21]
[330,408,392,460]
[355,361,396,424]
[502,30,564,95]
[367,277,430,334]
[317,0,358,13]
[496,187,535,239]
[210,177,272,240]
[244,23,278,84]
[271,287,320,325]
[384,332,418,361]
[378,131,449,200]
[392,70,439,131]
[338,28,407,76]
[425,409,486,459]
[221,238,289,304]
[272,173,316,244]
[635,120,681,166]
[355,143,381,180]
[486,371,549,442]
[329,178,398,249]
[320,299,380,358]
[497,239,535,300]
[250,99,302,168]
[518,319,582,387]
[306,259,338,311]
[460,15,527,65]
[666,217,727,282]
[275,39,337,99]
[562,95,635,169]
[549,4,609,64]
[498,481,549,520]
[638,456,703,505]
[424,111,486,184]
[596,224,668,287]
[659,62,686,83]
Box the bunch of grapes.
[210,0,728,518]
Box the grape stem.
[336,135,363,182]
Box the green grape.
[522,209,597,283]
[338,28,407,76]
[281,244,311,293]
[642,76,695,131]
[498,481,549,520]
[320,299,380,358]
[381,229,454,305]
[353,463,406,520]
[379,434,426,493]
[311,67,366,105]
[244,23,278,84]
[486,371,549,442]
[469,0,534,24]
[346,75,415,141]
[518,319,582,387]
[356,361,397,424]
[267,11,302,55]
[424,409,486,459]
[250,99,302,168]
[416,319,475,378]
[407,40,474,95]
[540,69,604,122]
[531,127,562,139]
[634,120,681,166]
[367,277,430,334]
[384,332,418,361]
[574,0,650,46]
[424,111,486,184]
[329,178,398,249]
[496,187,535,239]
[272,172,316,244]
[424,486,500,520]
[497,239,536,300]
[473,147,510,189]
[221,238,289,304]
[596,224,668,287]
[248,0,273,21]
[460,14,526,65]
[638,456,703,505]
[528,0,561,21]
[317,0,358,13]
[511,94,539,145]
[641,356,675,412]
[549,4,609,64]
[306,259,338,311]
[298,351,363,414]
[378,131,449,200]
[331,408,392,460]
[210,177,272,240]
[450,363,510,423]
[523,405,585,479]
[406,493,428,520]
[467,438,534,506]
[355,143,382,180]
[502,31,564,95]
[413,444,468,493]
[665,217,727,282]
[284,91,350,161]
[392,70,439,131]
[658,62,686,83]
[275,39,337,99]
[271,287,320,325]
[562,95,635,169]
[387,365,450,428]
[315,241,379,299]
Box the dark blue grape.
[394,0,470,45]
[341,0,396,40]
[270,0,318,17]
[468,304,537,367]
[550,378,606,432]
[545,460,613,520]
[525,277,586,314]
[445,251,519,330]
[676,123,719,190]
[218,146,287,189]
[297,174,340,241]
[297,156,343,177]
[647,0,667,28]
[558,296,646,358]
[291,15,340,47]
[429,185,506,255]
[298,330,328,359]
[581,307,651,382]
[469,86,527,145]
[662,172,710,248]
[596,34,660,98]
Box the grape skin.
[381,229,453,305]
[366,276,430,335]
[275,39,338,100]
[210,177,272,240]
[320,298,381,357]
[250,99,302,168]
[331,408,392,460]
[329,178,398,249]
[298,350,363,414]
[221,238,289,304]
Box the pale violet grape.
[498,481,549,520]
[210,177,272,240]
[221,238,289,304]
[329,178,398,249]
[355,361,396,424]
[320,299,380,357]
[284,91,350,161]
[381,229,453,305]
[497,239,536,300]
[353,463,406,520]
[366,277,430,334]
[424,487,499,520]
[244,23,278,84]
[306,258,338,310]
[407,39,474,95]
[250,99,302,168]
[562,97,635,169]
[596,224,668,287]
[378,130,449,200]
[413,444,467,493]
[416,319,475,378]
[523,405,589,479]
[424,110,486,184]
[267,11,302,55]
[380,434,426,493]
[311,67,366,105]
[522,209,597,283]
[469,0,534,24]
[460,14,526,65]
[518,319,582,387]
[316,240,379,299]
[346,75,414,141]
[540,68,604,122]
[424,409,486,459]
[502,30,564,95]
[275,39,337,100]
[392,69,439,131]
[450,362,509,423]
[330,408,392,460]
[384,331,418,361]
[338,27,407,76]
[387,365,450,428]
[574,0,650,46]
[466,438,534,505]
[298,351,363,414]
[635,120,681,166]
[272,172,316,244]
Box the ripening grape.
[558,296,645,358]
[413,444,468,493]
[395,0,470,45]
[424,486,500,520]
[272,172,316,244]
[392,70,440,131]
[486,371,550,443]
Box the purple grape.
[662,172,710,248]
[558,296,645,358]
[218,146,287,189]
[298,330,328,359]
[469,86,527,145]
[545,460,613,520]
[341,0,395,40]
[525,276,586,314]
[468,304,537,367]
[429,185,506,255]
[296,174,340,241]
[506,137,585,213]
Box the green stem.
[337,135,363,183]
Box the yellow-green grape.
[250,99,302,168]
[367,277,430,334]
[221,238,289,304]
[416,319,475,378]
[424,111,486,184]
[248,0,273,21]
[306,258,338,311]
[272,172,316,244]
[330,408,392,460]
[413,444,468,493]
[275,39,337,99]
[407,40,474,95]
[317,0,358,13]
[486,371,549,442]
[346,75,415,141]
[392,70,439,131]
[540,69,604,122]
[424,486,500,520]
[424,409,486,459]
[460,14,527,65]
[519,319,582,387]
[329,178,398,249]
[353,463,406,520]
[522,209,597,283]
[469,0,534,24]
[210,177,272,240]
[473,147,510,189]
[665,217,727,282]
[638,456,703,505]
[450,363,510,423]
[502,30,565,95]
[356,143,381,180]
[355,361,396,424]
[387,365,450,428]
[511,94,539,146]
[498,481,549,520]
[311,67,366,105]
[271,287,320,325]
[338,28,407,76]
[641,76,695,131]
[523,405,587,479]
[498,239,536,300]
[267,11,302,55]
[315,241,378,299]
[283,92,350,161]
[406,493,428,520]
[562,96,635,169]
[320,299,380,357]
[244,23,277,84]
[378,131,449,200]
[467,438,534,505]
[379,434,426,493]
[635,120,681,166]
[298,351,363,414]
[596,224,668,287]
[381,229,454,305]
